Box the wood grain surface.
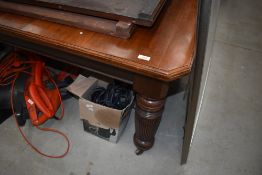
[0,0,197,81]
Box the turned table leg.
[133,76,169,155]
[134,95,166,155]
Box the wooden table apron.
[0,0,197,155]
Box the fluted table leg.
[133,76,169,155]
[134,95,166,154]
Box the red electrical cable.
[5,54,70,158]
[44,67,64,120]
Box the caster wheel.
[135,149,144,155]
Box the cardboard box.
[67,75,133,143]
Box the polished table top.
[0,0,197,81]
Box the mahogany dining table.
[0,0,198,162]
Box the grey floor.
[1,0,262,175]
[186,0,262,174]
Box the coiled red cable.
[1,53,70,158]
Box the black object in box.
[67,75,133,143]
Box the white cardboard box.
[67,75,133,143]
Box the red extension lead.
[1,53,70,158]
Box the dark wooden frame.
[6,0,167,27]
[0,1,135,39]
[181,0,213,164]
